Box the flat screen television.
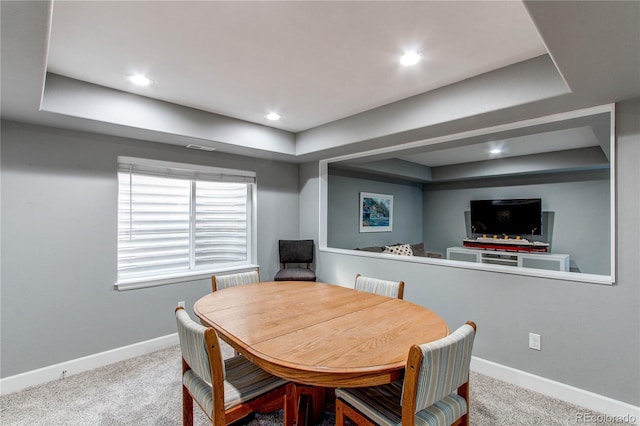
[470,198,542,236]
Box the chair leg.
[181,358,194,426]
[335,398,345,426]
[182,384,194,426]
[284,384,295,426]
[458,381,470,426]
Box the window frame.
[114,157,258,291]
[319,104,616,285]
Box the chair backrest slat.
[212,269,260,292]
[354,274,405,299]
[411,322,476,412]
[175,308,220,382]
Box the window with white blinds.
[116,157,256,289]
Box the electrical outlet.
[529,333,541,351]
[178,301,185,308]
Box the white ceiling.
[2,1,638,166]
[47,1,546,133]
[398,126,600,167]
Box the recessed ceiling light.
[266,112,281,121]
[400,51,421,66]
[490,148,503,154]
[128,74,152,86]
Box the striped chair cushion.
[175,308,216,382]
[183,355,288,417]
[354,276,402,298]
[336,383,467,426]
[412,324,475,410]
[215,270,260,291]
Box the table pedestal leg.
[291,384,326,425]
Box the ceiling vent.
[186,144,216,152]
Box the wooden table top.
[194,281,449,388]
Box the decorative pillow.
[383,244,414,256]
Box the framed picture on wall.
[359,192,393,233]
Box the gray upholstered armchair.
[273,239,316,281]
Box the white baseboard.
[0,333,178,396]
[471,356,640,425]
[2,340,638,425]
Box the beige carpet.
[0,344,628,425]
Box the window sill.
[114,264,260,291]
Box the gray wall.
[423,175,611,275]
[302,99,639,405]
[327,173,424,250]
[0,120,300,377]
[2,98,638,405]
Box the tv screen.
[470,198,542,236]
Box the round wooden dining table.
[194,281,449,388]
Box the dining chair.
[273,239,316,281]
[354,274,405,299]
[211,268,260,292]
[335,321,477,426]
[175,306,293,426]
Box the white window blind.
[194,181,249,266]
[116,157,255,287]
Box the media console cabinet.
[446,246,570,272]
